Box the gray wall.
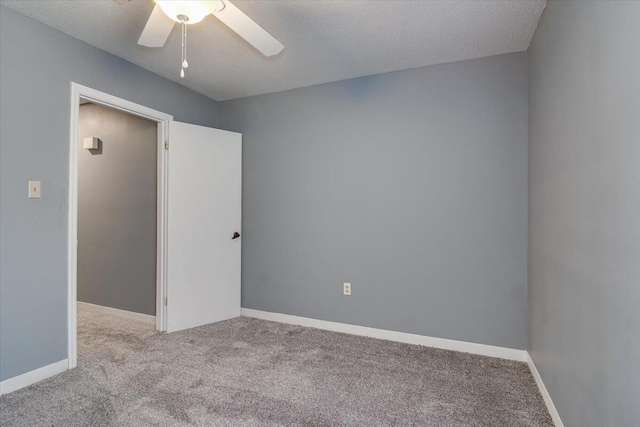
[528,1,640,426]
[0,6,218,381]
[220,52,529,349]
[78,103,157,316]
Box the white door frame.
[68,83,172,369]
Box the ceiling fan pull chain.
[183,22,188,69]
[180,21,187,78]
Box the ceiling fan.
[132,0,284,78]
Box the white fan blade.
[212,1,284,57]
[138,4,175,48]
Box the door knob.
[232,232,240,240]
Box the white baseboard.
[241,308,527,362]
[77,301,156,325]
[0,359,68,396]
[526,352,564,427]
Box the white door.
[166,121,241,333]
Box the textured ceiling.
[1,0,545,101]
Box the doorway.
[76,100,158,325]
[68,83,242,371]
[68,83,172,369]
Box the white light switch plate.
[28,181,41,199]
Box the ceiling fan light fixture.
[155,0,216,24]
[138,0,283,79]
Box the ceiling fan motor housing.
[155,1,217,24]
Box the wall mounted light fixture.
[83,137,100,150]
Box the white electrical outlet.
[343,282,351,296]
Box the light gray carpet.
[1,311,552,426]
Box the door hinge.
[164,141,169,150]
[164,296,168,306]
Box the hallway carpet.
[0,310,552,426]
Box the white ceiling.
[1,0,545,101]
